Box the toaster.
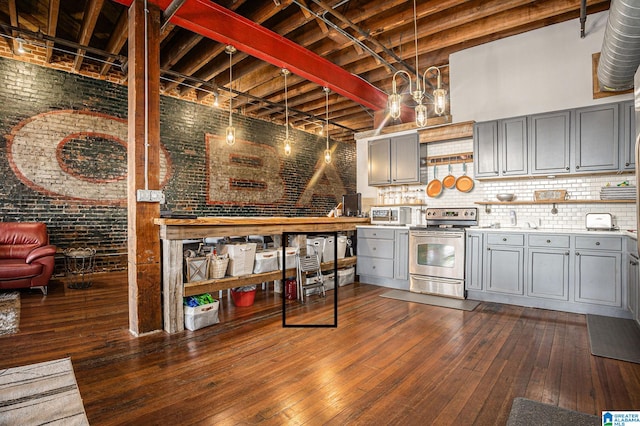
[585,213,614,231]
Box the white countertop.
[468,226,637,239]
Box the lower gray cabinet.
[357,227,409,289]
[466,230,629,317]
[484,234,524,295]
[465,231,483,290]
[527,249,569,300]
[394,229,409,280]
[574,250,622,307]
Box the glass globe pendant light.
[323,87,331,164]
[225,45,236,146]
[282,68,292,156]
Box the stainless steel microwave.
[370,206,412,225]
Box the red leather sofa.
[0,222,57,295]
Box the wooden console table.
[154,216,369,333]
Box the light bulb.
[284,139,291,156]
[388,93,402,119]
[433,88,447,115]
[225,126,235,146]
[213,96,219,107]
[415,103,428,127]
[324,149,331,164]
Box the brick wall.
[0,57,356,273]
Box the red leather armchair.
[0,222,57,295]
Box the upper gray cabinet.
[574,104,619,172]
[622,100,636,171]
[368,133,423,186]
[473,117,527,178]
[529,110,571,175]
[475,101,635,179]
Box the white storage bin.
[306,237,325,258]
[184,300,220,331]
[338,266,355,286]
[322,236,335,262]
[221,243,257,276]
[277,247,299,270]
[253,249,278,273]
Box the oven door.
[409,230,465,280]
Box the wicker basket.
[209,255,229,279]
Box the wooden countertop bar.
[156,216,369,333]
[154,216,370,240]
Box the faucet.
[509,210,517,226]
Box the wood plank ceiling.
[0,0,611,143]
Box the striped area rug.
[0,358,89,425]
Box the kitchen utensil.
[442,161,456,189]
[426,165,443,198]
[455,162,474,192]
[496,193,515,202]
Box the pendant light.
[387,0,447,127]
[282,68,292,156]
[225,45,236,146]
[323,87,331,164]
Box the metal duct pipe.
[597,0,640,91]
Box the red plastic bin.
[231,289,256,307]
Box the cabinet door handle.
[565,251,570,256]
[546,239,551,243]
[565,167,570,170]
[487,247,491,251]
[502,238,507,242]
[626,162,630,167]
[576,252,581,256]
[631,260,638,266]
[372,247,376,251]
[576,165,580,170]
[595,242,600,246]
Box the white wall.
[356,11,637,230]
[450,11,631,121]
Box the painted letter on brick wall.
[296,155,346,206]
[206,134,285,204]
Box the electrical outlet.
[136,189,165,203]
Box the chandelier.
[323,87,331,164]
[225,45,236,146]
[387,0,447,127]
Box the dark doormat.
[507,398,599,426]
[380,289,479,311]
[586,314,640,364]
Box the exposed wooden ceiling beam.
[73,0,105,72]
[44,0,60,63]
[8,0,18,54]
[99,9,128,76]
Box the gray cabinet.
[368,133,423,186]
[394,229,409,280]
[368,138,391,185]
[574,236,622,307]
[465,231,483,290]
[473,117,527,178]
[574,104,619,172]
[484,233,524,295]
[622,100,636,171]
[527,233,570,300]
[473,121,499,177]
[356,227,409,289]
[466,230,629,318]
[529,110,571,175]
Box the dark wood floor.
[1,272,639,425]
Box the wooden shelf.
[475,199,635,205]
[183,256,357,297]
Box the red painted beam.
[112,0,388,111]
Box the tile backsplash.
[370,139,638,230]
